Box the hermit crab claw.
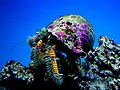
[79,51,87,58]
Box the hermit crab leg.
[44,45,63,86]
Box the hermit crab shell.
[47,14,95,54]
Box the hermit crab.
[28,14,95,86]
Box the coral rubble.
[76,36,120,90]
[0,60,34,89]
[85,36,120,90]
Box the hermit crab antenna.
[8,40,26,60]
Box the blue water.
[0,0,120,70]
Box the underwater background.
[0,0,120,70]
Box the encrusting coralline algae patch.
[0,14,120,90]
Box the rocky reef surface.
[0,14,120,90]
[79,36,120,90]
